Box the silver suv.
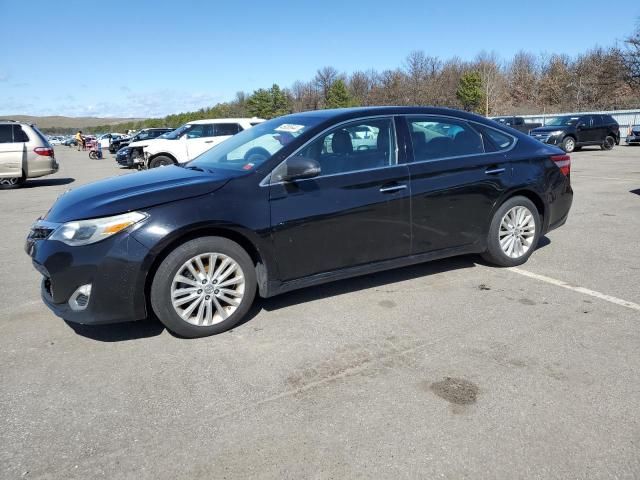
[0,120,59,189]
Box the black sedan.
[109,127,173,154]
[26,107,573,338]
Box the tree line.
[69,28,640,135]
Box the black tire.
[149,155,175,168]
[561,136,576,153]
[0,174,25,190]
[150,237,257,338]
[88,151,97,159]
[601,136,615,151]
[573,146,582,152]
[481,196,541,267]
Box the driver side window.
[289,118,396,177]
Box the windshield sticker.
[275,124,305,133]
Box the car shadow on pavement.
[24,178,75,188]
[630,188,640,196]
[65,317,164,342]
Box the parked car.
[492,116,542,134]
[114,129,174,167]
[25,107,573,338]
[48,136,65,145]
[0,120,58,189]
[97,133,125,149]
[63,137,77,147]
[625,125,640,145]
[529,114,620,153]
[110,128,172,153]
[143,118,265,168]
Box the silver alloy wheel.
[564,138,575,152]
[0,177,20,186]
[499,206,536,259]
[170,253,245,326]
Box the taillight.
[34,147,54,157]
[551,154,570,176]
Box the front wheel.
[151,237,257,338]
[481,196,541,267]
[89,151,97,159]
[148,155,174,168]
[601,136,615,151]
[561,136,576,153]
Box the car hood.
[530,126,569,134]
[45,166,237,223]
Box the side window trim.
[263,115,400,186]
[403,114,517,164]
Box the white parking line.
[508,268,640,312]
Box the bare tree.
[313,66,339,106]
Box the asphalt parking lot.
[1,145,639,479]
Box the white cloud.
[0,90,224,118]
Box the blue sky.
[1,0,637,118]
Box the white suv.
[0,120,59,189]
[143,118,264,168]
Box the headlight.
[49,212,146,246]
[549,130,564,136]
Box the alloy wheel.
[0,177,20,186]
[170,253,245,326]
[499,206,536,259]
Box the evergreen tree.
[325,79,352,108]
[456,71,484,112]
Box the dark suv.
[529,114,619,153]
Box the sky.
[0,0,637,118]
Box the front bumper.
[27,230,151,325]
[530,133,562,146]
[626,135,640,144]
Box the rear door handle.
[204,140,214,144]
[379,184,407,193]
[485,167,506,175]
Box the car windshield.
[546,116,580,126]
[190,115,324,171]
[163,124,191,140]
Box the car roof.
[282,106,498,125]
[186,118,265,124]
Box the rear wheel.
[89,151,98,159]
[151,237,257,338]
[561,136,576,153]
[149,155,174,168]
[482,196,541,267]
[602,136,615,151]
[0,175,25,190]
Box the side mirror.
[282,156,321,182]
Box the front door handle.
[204,140,214,144]
[485,167,506,175]
[379,184,407,193]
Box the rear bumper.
[626,136,640,144]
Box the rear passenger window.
[407,118,484,161]
[214,123,241,136]
[473,124,515,152]
[0,125,13,143]
[13,126,30,142]
[290,118,396,176]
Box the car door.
[402,115,514,253]
[577,116,594,143]
[268,116,412,281]
[0,125,25,178]
[185,123,215,159]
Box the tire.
[0,174,25,190]
[481,196,541,267]
[149,155,175,168]
[573,146,582,152]
[561,136,576,153]
[150,237,257,338]
[89,151,97,159]
[601,136,615,151]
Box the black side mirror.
[282,156,321,182]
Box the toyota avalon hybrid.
[26,107,573,338]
